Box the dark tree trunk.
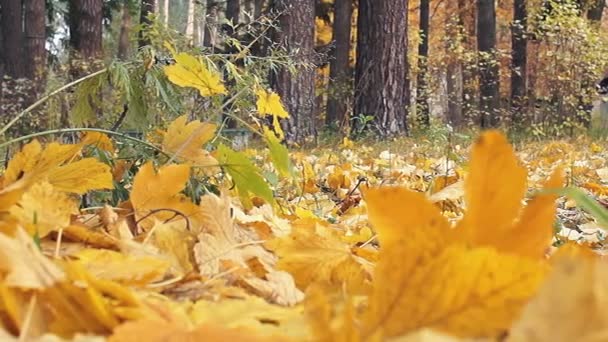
[511,0,527,126]
[24,0,46,83]
[118,3,132,59]
[69,0,103,61]
[203,1,219,49]
[354,0,410,136]
[416,0,430,128]
[139,0,155,47]
[477,0,500,128]
[1,0,25,79]
[326,0,353,128]
[458,0,476,123]
[272,0,316,143]
[587,0,605,22]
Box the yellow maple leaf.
[360,130,561,339]
[46,158,113,194]
[9,182,79,237]
[73,249,171,286]
[255,89,289,139]
[164,52,226,96]
[130,162,201,231]
[266,218,372,294]
[455,131,564,257]
[160,115,219,170]
[81,131,114,152]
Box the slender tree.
[477,0,500,127]
[458,0,476,123]
[416,0,430,128]
[326,0,353,127]
[138,0,155,47]
[118,3,132,59]
[445,0,463,127]
[511,0,527,126]
[354,0,410,136]
[272,0,316,143]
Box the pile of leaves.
[2,50,608,342]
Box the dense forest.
[1,0,607,142]
[3,1,608,341]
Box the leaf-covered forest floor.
[2,124,608,341]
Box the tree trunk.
[185,0,195,42]
[1,0,25,79]
[272,0,316,143]
[354,0,410,136]
[511,0,527,126]
[416,0,430,128]
[138,0,155,47]
[326,0,353,128]
[118,3,132,59]
[587,0,605,22]
[203,1,219,49]
[69,0,103,61]
[458,0,476,123]
[445,0,462,127]
[163,0,170,26]
[24,0,46,83]
[477,0,500,128]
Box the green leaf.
[216,144,274,209]
[541,187,608,228]
[264,129,293,179]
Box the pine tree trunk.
[272,0,316,143]
[354,0,410,136]
[118,4,132,59]
[24,0,46,84]
[1,0,25,79]
[511,0,527,126]
[326,0,353,128]
[163,0,170,26]
[416,0,430,128]
[138,0,155,47]
[477,0,500,128]
[69,0,103,61]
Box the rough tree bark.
[416,0,430,128]
[1,0,25,79]
[272,0,316,143]
[477,0,500,128]
[511,0,527,126]
[326,0,353,127]
[354,0,410,136]
[24,0,46,83]
[446,0,463,127]
[69,0,103,61]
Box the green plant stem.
[0,68,109,137]
[0,127,168,157]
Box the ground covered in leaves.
[1,123,608,342]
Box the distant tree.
[587,0,605,22]
[326,0,353,128]
[354,0,410,136]
[69,0,103,63]
[138,0,155,47]
[0,0,25,80]
[511,0,527,126]
[118,2,133,59]
[272,0,316,143]
[416,0,430,128]
[477,0,500,127]
[458,0,477,122]
[445,0,463,127]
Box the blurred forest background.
[0,0,607,144]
